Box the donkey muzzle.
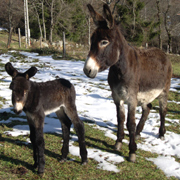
[83,57,99,78]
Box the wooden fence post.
[63,32,66,57]
[18,28,21,48]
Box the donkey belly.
[137,89,163,105]
[44,105,64,116]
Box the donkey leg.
[158,92,168,140]
[56,107,72,162]
[64,106,88,164]
[126,103,137,162]
[115,101,125,150]
[135,103,152,140]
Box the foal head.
[5,62,37,114]
[84,4,121,78]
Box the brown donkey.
[83,4,172,162]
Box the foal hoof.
[38,172,44,177]
[135,134,141,140]
[115,142,122,150]
[33,163,38,169]
[159,135,165,140]
[129,153,136,163]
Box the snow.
[0,27,7,31]
[0,51,180,178]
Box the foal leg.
[114,101,125,150]
[135,103,152,140]
[27,115,45,174]
[29,124,38,168]
[64,105,88,164]
[126,102,137,162]
[36,125,45,174]
[56,107,72,162]
[158,92,168,140]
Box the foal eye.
[100,40,109,47]
[24,90,28,96]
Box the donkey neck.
[116,36,134,70]
[109,30,139,79]
[24,81,40,112]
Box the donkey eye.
[100,40,109,47]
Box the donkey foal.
[5,62,88,175]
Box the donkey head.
[5,62,37,114]
[84,4,120,78]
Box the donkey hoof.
[82,160,88,165]
[115,142,122,150]
[60,158,67,163]
[135,134,141,140]
[159,135,165,140]
[129,153,136,163]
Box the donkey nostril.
[89,69,91,74]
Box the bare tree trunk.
[63,32,66,57]
[33,2,43,48]
[112,0,120,14]
[156,0,162,49]
[132,0,136,38]
[42,0,46,41]
[7,0,13,48]
[164,0,171,53]
[49,0,55,44]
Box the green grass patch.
[0,123,177,180]
[168,54,180,77]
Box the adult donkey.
[84,4,172,162]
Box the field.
[0,33,180,179]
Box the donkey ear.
[24,67,38,79]
[103,4,114,29]
[5,62,18,78]
[87,4,107,27]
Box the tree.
[163,0,172,53]
[156,0,162,49]
[46,0,70,44]
[32,0,43,47]
[66,0,89,43]
[116,0,145,45]
[0,0,23,48]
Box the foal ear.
[24,67,38,79]
[5,62,18,78]
[87,4,107,27]
[103,4,114,29]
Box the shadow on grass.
[153,106,180,114]
[0,132,83,171]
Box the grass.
[0,30,88,61]
[168,54,180,78]
[0,88,179,179]
[0,122,178,180]
[0,34,180,179]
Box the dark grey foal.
[5,62,87,175]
